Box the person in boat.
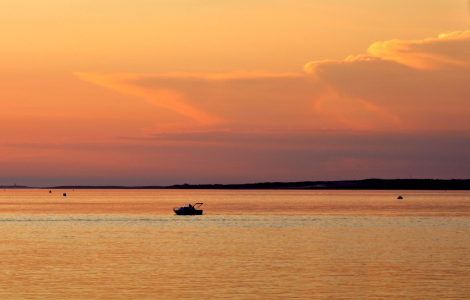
[188,204,193,209]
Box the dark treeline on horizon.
[1,179,470,190]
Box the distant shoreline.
[2,179,470,190]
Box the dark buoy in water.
[397,196,403,199]
[49,190,52,193]
[63,193,67,196]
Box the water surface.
[1,189,469,299]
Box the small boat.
[174,203,203,215]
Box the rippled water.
[0,189,469,299]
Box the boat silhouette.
[173,203,203,215]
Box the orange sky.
[1,1,470,186]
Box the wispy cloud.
[367,31,470,70]
[76,32,470,137]
[74,72,221,125]
[304,31,470,132]
[75,71,320,132]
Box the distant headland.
[1,179,470,190]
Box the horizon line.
[1,178,469,190]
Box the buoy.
[397,196,403,199]
[63,193,67,196]
[49,190,52,193]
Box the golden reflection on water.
[0,189,469,299]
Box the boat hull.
[174,209,203,215]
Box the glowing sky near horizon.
[1,0,470,186]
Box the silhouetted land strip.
[2,179,470,190]
[167,179,470,190]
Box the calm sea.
[0,189,469,299]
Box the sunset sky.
[2,0,470,186]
